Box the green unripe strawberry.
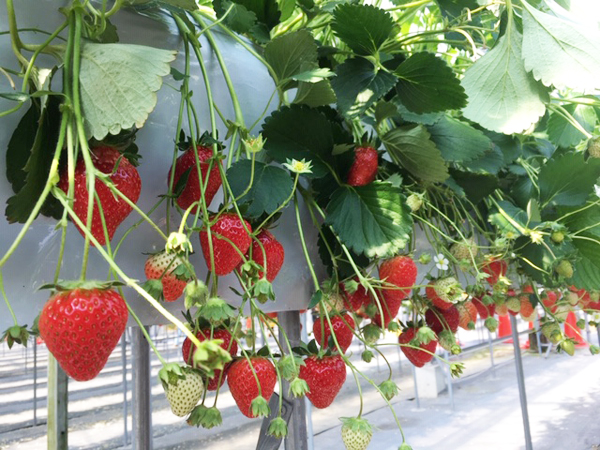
[541,322,562,344]
[588,136,600,158]
[341,417,372,450]
[560,339,575,356]
[406,193,423,212]
[450,237,478,261]
[160,366,205,417]
[506,296,521,313]
[555,260,574,278]
[550,231,565,244]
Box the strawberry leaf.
[325,182,412,258]
[331,4,394,56]
[521,1,600,91]
[264,30,319,90]
[461,27,548,134]
[546,104,597,149]
[538,152,600,208]
[395,52,467,114]
[226,160,294,218]
[79,43,176,140]
[427,115,491,163]
[262,105,351,178]
[293,80,337,108]
[382,124,449,183]
[331,57,397,118]
[5,97,63,223]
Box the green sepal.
[289,377,310,397]
[340,416,372,434]
[362,323,381,344]
[361,350,374,363]
[251,395,270,418]
[142,279,163,301]
[449,362,465,378]
[416,326,436,345]
[1,325,30,349]
[185,280,209,309]
[191,339,232,377]
[254,278,275,304]
[399,443,413,450]
[187,405,223,429]
[379,379,399,400]
[484,317,498,332]
[198,297,236,323]
[268,417,288,438]
[158,363,186,388]
[277,354,304,381]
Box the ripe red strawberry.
[340,277,371,312]
[169,144,222,212]
[541,289,559,312]
[457,300,478,330]
[299,354,346,409]
[425,305,459,334]
[313,313,355,353]
[38,287,128,381]
[58,146,141,246]
[374,256,417,327]
[472,296,495,319]
[144,252,188,302]
[227,357,277,418]
[481,259,508,285]
[398,327,437,368]
[182,328,238,390]
[347,146,378,186]
[250,230,285,282]
[200,213,252,276]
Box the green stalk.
[0,271,18,326]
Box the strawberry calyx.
[267,417,288,438]
[158,363,198,388]
[187,405,223,429]
[1,324,31,349]
[39,279,125,292]
[293,338,341,359]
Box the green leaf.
[570,235,600,291]
[331,4,394,55]
[460,143,505,175]
[6,103,39,193]
[427,116,492,163]
[213,0,258,34]
[448,170,499,205]
[538,152,600,208]
[0,91,30,102]
[234,0,281,30]
[5,97,63,223]
[291,68,334,83]
[293,80,337,107]
[435,0,478,18]
[79,43,176,140]
[521,1,600,90]
[325,182,413,258]
[331,57,397,117]
[489,200,528,235]
[262,105,342,178]
[264,30,318,90]
[382,124,449,183]
[393,101,442,125]
[546,104,597,148]
[561,203,600,238]
[317,224,370,277]
[126,0,201,9]
[461,28,549,134]
[226,160,294,218]
[395,52,467,114]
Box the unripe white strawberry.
[341,417,372,450]
[162,367,204,417]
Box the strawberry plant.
[1,0,600,448]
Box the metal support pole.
[584,314,591,343]
[122,333,129,447]
[33,341,38,426]
[510,315,533,450]
[278,311,308,450]
[47,354,68,449]
[411,364,420,408]
[132,326,152,450]
[487,330,496,377]
[533,315,542,355]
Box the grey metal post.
[533,315,542,355]
[122,333,129,446]
[278,311,308,450]
[510,315,533,450]
[584,314,591,343]
[33,341,38,426]
[47,354,68,449]
[411,364,420,408]
[443,350,454,410]
[487,330,496,377]
[132,326,152,450]
[300,312,314,450]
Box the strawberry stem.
[0,271,18,326]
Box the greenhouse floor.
[1,331,599,450]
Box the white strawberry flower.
[283,158,313,174]
[434,254,449,271]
